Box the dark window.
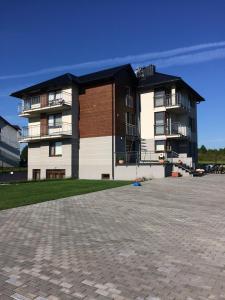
[48,113,62,128]
[46,169,65,179]
[48,91,62,104]
[126,112,135,125]
[33,169,40,180]
[154,91,165,107]
[49,141,62,156]
[101,174,110,180]
[155,140,165,152]
[125,86,134,108]
[154,112,165,135]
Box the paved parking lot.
[0,175,225,300]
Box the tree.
[20,145,28,167]
[199,145,207,153]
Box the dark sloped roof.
[11,73,79,98]
[10,64,135,98]
[79,64,136,84]
[0,116,20,131]
[138,72,181,87]
[10,64,204,102]
[138,71,204,102]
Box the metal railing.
[18,91,72,114]
[116,151,161,165]
[154,123,191,137]
[116,150,180,165]
[19,122,72,140]
[126,123,138,136]
[154,93,191,110]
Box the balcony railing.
[18,91,72,114]
[116,150,175,165]
[126,123,138,136]
[19,122,72,141]
[154,122,191,138]
[154,93,191,110]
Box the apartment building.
[137,65,203,169]
[11,64,204,180]
[0,116,20,167]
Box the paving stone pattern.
[0,175,225,299]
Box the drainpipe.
[112,83,115,180]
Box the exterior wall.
[28,140,72,180]
[26,86,79,180]
[79,136,113,179]
[114,164,166,180]
[140,91,155,152]
[71,85,79,178]
[78,84,114,179]
[79,84,113,138]
[0,122,20,167]
[139,86,198,167]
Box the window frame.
[154,90,165,107]
[48,113,62,128]
[49,141,62,157]
[154,111,166,135]
[155,140,166,152]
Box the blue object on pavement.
[132,182,142,186]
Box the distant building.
[11,64,204,180]
[0,116,20,167]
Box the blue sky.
[1,0,225,149]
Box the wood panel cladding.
[40,94,48,108]
[79,84,113,138]
[40,113,48,136]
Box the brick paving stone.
[1,175,225,299]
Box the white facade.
[79,136,113,179]
[140,86,198,168]
[24,87,79,180]
[28,140,72,180]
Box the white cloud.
[144,47,225,68]
[0,41,225,80]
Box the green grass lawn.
[0,179,131,211]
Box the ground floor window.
[155,140,165,152]
[46,169,65,179]
[33,169,40,180]
[49,141,62,156]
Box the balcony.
[126,123,138,136]
[19,122,72,142]
[154,93,191,112]
[18,91,72,116]
[154,122,191,139]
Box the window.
[49,141,62,156]
[46,169,65,179]
[155,140,165,152]
[101,174,110,180]
[48,91,62,104]
[25,95,40,110]
[48,114,62,128]
[154,112,165,135]
[31,96,40,104]
[154,91,165,107]
[126,112,135,124]
[33,169,40,180]
[125,87,134,108]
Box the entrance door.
[33,169,40,180]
